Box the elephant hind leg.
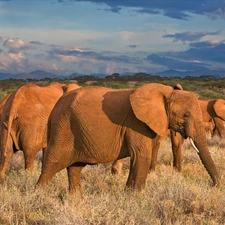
[36,170,55,189]
[36,160,66,188]
[67,163,86,196]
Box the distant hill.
[0,73,14,80]
[29,70,62,79]
[156,69,225,79]
[155,69,190,78]
[0,69,225,80]
[0,70,62,80]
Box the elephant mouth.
[177,126,188,139]
[180,131,188,139]
[170,122,188,139]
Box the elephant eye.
[183,112,190,119]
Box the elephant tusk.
[189,138,199,153]
[189,138,214,154]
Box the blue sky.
[0,0,225,76]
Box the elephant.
[0,82,80,182]
[111,85,219,174]
[199,99,225,138]
[36,83,220,196]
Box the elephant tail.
[3,111,13,157]
[2,92,19,157]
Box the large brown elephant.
[36,83,220,196]
[111,85,220,174]
[0,82,80,182]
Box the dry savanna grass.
[1,135,225,225]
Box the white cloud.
[4,38,25,49]
[56,55,80,63]
[208,39,221,44]
[190,60,201,63]
[3,38,35,50]
[8,51,25,61]
[0,51,26,72]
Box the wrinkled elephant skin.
[37,83,220,196]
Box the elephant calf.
[37,83,220,196]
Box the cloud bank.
[59,0,225,20]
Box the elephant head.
[130,84,220,186]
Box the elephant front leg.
[67,163,86,197]
[126,156,151,191]
[170,130,183,172]
[149,141,160,171]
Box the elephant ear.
[214,99,225,120]
[130,83,172,138]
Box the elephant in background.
[0,82,80,182]
[203,120,215,134]
[37,83,220,196]
[199,99,225,138]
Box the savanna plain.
[1,78,225,225]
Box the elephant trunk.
[191,126,220,186]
